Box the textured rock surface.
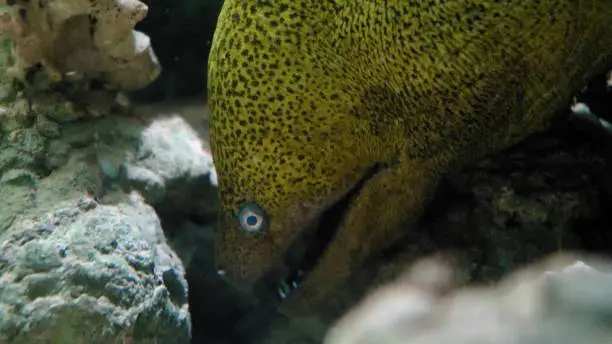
[0,64,215,342]
[121,111,217,218]
[325,255,612,344]
[0,195,191,343]
[0,97,216,233]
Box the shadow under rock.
[185,244,281,343]
[156,213,282,343]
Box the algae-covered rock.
[30,93,82,123]
[34,115,60,138]
[0,98,33,131]
[0,196,191,343]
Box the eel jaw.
[255,164,385,303]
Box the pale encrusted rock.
[325,254,612,344]
[0,0,160,92]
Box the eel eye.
[238,203,268,234]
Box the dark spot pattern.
[208,0,612,297]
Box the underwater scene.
[1,0,612,343]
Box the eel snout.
[217,164,386,303]
[214,208,326,302]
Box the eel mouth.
[254,164,384,303]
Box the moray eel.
[208,1,612,314]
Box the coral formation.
[0,0,160,92]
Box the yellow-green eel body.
[208,0,612,314]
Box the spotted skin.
[208,1,612,314]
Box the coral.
[0,0,160,92]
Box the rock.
[0,101,220,268]
[36,155,104,209]
[5,128,47,164]
[0,168,37,187]
[31,94,83,123]
[324,254,612,344]
[85,90,118,118]
[0,183,34,233]
[0,195,191,344]
[34,115,60,139]
[0,98,34,131]
[121,115,218,222]
[0,127,47,176]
